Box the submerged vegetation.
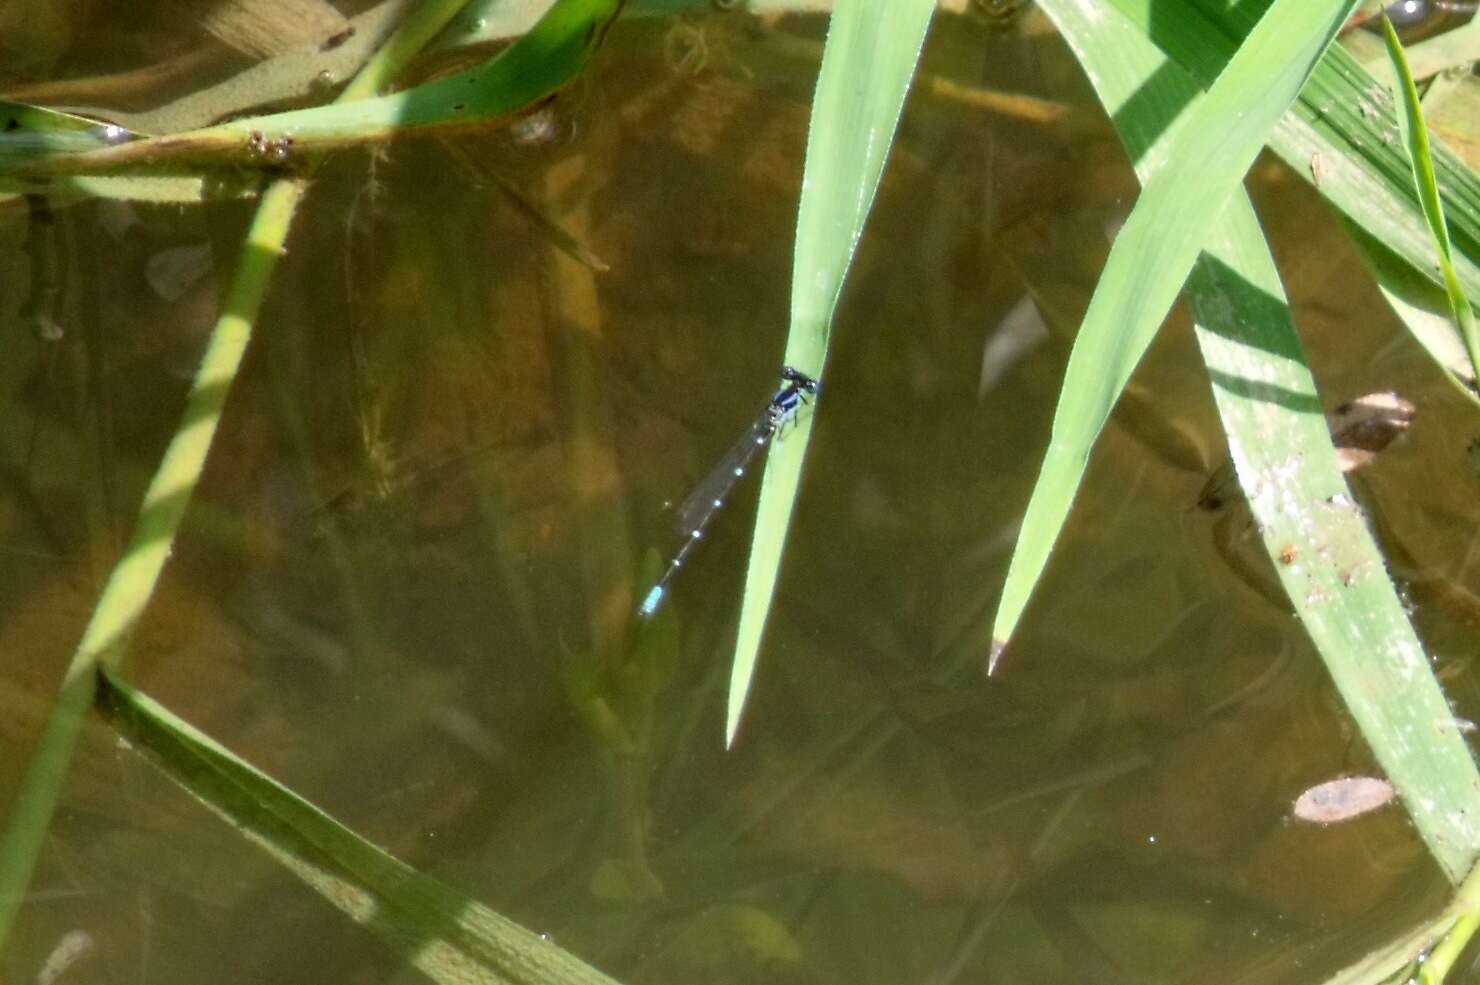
[0,0,1479,982]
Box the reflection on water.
[0,7,1472,985]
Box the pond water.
[2,4,1478,984]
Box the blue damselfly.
[638,366,819,618]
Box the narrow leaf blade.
[1043,0,1480,880]
[1377,14,1480,379]
[992,0,1362,651]
[97,669,623,985]
[726,0,935,745]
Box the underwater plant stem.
[1417,860,1480,985]
[0,0,480,952]
[1420,909,1479,984]
[0,176,306,947]
[342,0,475,100]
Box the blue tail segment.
[639,585,666,618]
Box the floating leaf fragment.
[1293,776,1397,824]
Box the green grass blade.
[1044,0,1480,881]
[0,180,306,952]
[1378,14,1480,381]
[1420,909,1480,985]
[1345,220,1478,399]
[100,0,710,135]
[1350,8,1480,84]
[1100,0,1480,317]
[1319,862,1480,984]
[96,669,623,985]
[0,0,627,178]
[0,175,221,202]
[0,106,204,199]
[725,0,935,746]
[990,0,1361,657]
[0,98,132,149]
[1189,226,1480,881]
[0,102,206,200]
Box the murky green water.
[3,5,1478,984]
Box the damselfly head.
[779,365,820,394]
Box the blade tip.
[986,637,1009,676]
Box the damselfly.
[638,366,819,618]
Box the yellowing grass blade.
[725,0,934,746]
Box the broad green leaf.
[991,0,1362,654]
[1378,14,1479,380]
[1188,224,1480,881]
[1100,0,1480,314]
[725,0,935,746]
[96,669,623,985]
[1043,0,1480,884]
